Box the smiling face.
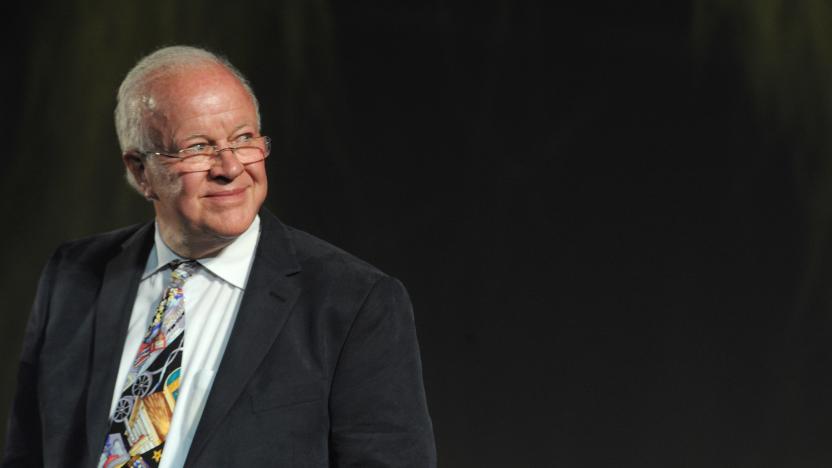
[124,62,268,258]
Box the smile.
[203,187,247,201]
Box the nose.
[208,147,244,180]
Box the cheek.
[149,168,190,205]
[248,166,268,195]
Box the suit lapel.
[85,223,154,461]
[186,211,302,465]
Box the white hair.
[115,45,261,192]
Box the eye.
[182,143,210,154]
[234,133,254,143]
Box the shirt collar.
[142,215,261,290]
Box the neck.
[158,222,235,259]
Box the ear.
[122,151,156,200]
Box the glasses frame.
[141,135,271,168]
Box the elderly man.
[3,46,435,467]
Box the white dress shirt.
[107,215,260,468]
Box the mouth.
[203,186,248,201]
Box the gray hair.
[115,45,261,192]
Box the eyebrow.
[180,124,254,143]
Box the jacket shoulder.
[52,222,150,270]
[284,225,388,284]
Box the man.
[3,46,435,467]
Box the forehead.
[144,63,256,130]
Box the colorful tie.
[98,260,198,468]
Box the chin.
[209,222,253,240]
[204,211,256,239]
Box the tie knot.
[169,260,198,287]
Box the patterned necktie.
[98,260,198,468]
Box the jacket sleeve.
[2,250,59,467]
[328,276,437,467]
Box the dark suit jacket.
[3,210,436,467]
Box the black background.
[3,1,832,466]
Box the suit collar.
[251,208,302,276]
[85,222,155,462]
[186,208,302,465]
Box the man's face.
[128,63,268,254]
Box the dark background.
[3,1,832,466]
